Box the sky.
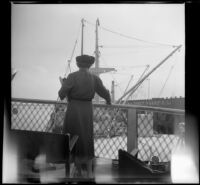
[11,3,185,101]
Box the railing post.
[127,108,138,153]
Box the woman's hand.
[59,77,67,85]
[106,101,111,105]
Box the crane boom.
[116,45,182,104]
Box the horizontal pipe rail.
[12,97,185,115]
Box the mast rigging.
[158,65,174,98]
[123,65,150,103]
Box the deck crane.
[116,45,182,104]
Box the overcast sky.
[11,3,185,101]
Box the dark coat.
[58,69,111,163]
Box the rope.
[108,65,151,69]
[158,65,174,98]
[110,64,149,103]
[64,39,78,76]
[64,23,81,77]
[118,75,134,104]
[101,45,172,49]
[100,56,124,94]
[84,19,176,48]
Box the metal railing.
[11,98,185,162]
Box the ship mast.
[81,18,85,55]
[94,18,100,103]
[91,18,116,103]
[95,18,100,75]
[111,81,115,103]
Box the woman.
[58,54,111,178]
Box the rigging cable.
[85,19,183,100]
[158,65,174,98]
[101,45,172,48]
[107,65,151,69]
[118,75,134,104]
[123,65,150,103]
[64,23,81,77]
[65,39,78,76]
[100,55,124,94]
[84,19,176,48]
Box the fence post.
[127,108,138,153]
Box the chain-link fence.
[137,110,185,162]
[93,104,128,159]
[11,99,66,132]
[11,98,185,162]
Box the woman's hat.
[76,55,95,68]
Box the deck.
[17,157,171,184]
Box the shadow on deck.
[18,157,171,184]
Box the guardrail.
[11,98,185,162]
